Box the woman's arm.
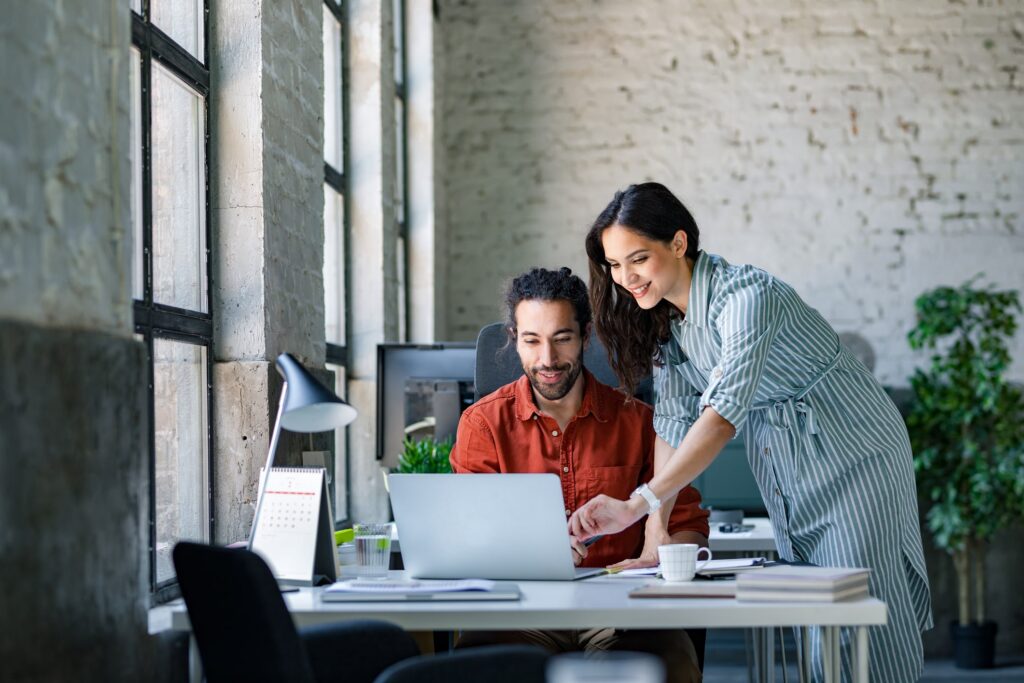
[569,406,735,539]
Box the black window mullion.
[133,0,213,603]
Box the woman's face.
[601,224,689,310]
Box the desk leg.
[765,627,775,683]
[855,626,869,683]
[798,627,810,683]
[823,626,842,683]
[188,635,202,683]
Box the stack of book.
[736,565,870,602]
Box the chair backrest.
[474,322,652,402]
[375,645,549,683]
[172,542,316,683]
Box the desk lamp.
[247,352,358,548]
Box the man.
[450,267,709,683]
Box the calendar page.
[251,468,325,583]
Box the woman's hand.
[568,494,645,540]
[606,523,672,571]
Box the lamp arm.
[247,380,288,549]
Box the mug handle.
[695,547,713,572]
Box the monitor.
[376,343,476,468]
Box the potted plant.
[906,279,1024,669]
[392,435,454,474]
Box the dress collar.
[684,250,714,329]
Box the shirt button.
[763,447,770,456]
[712,368,723,379]
[563,466,569,473]
[533,415,538,420]
[552,430,559,437]
[774,487,782,497]
[565,509,571,517]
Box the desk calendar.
[250,467,339,586]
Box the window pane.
[324,184,346,344]
[153,339,209,584]
[326,362,348,523]
[151,63,207,313]
[151,0,204,61]
[394,96,405,219]
[393,0,404,87]
[130,47,143,301]
[323,5,343,170]
[131,0,141,15]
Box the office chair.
[375,645,549,683]
[473,322,653,401]
[172,542,420,683]
[472,323,706,672]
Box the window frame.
[131,0,214,605]
[323,0,352,527]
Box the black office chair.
[472,323,706,672]
[474,321,653,401]
[375,645,549,683]
[172,542,420,683]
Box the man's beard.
[526,357,583,401]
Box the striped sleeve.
[653,346,703,448]
[702,275,780,432]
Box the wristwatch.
[631,483,662,512]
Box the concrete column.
[0,1,166,679]
[210,0,331,543]
[348,0,400,522]
[407,0,444,342]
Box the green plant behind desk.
[906,279,1024,667]
[393,436,454,474]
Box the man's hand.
[569,534,589,566]
[568,494,645,540]
[606,523,673,571]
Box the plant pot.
[950,620,998,669]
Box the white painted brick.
[439,0,1024,385]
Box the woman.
[569,183,932,682]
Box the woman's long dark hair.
[585,182,700,396]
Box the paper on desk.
[606,566,661,577]
[325,578,496,593]
[697,558,767,576]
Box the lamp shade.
[275,353,357,432]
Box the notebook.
[322,578,522,602]
[736,565,871,602]
[388,473,606,581]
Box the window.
[130,1,212,602]
[324,0,350,525]
[393,0,409,342]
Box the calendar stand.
[250,467,339,586]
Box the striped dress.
[653,251,932,683]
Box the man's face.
[514,299,586,402]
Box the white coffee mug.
[658,543,713,582]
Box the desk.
[708,516,777,554]
[150,573,885,683]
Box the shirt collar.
[513,367,609,423]
[684,250,713,328]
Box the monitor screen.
[376,343,476,468]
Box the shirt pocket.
[583,464,643,503]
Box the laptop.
[388,473,606,581]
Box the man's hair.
[503,267,592,338]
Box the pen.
[583,535,604,547]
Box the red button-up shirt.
[450,369,710,568]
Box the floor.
[700,629,1024,682]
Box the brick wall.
[439,0,1024,386]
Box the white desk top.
[150,572,885,635]
[708,516,776,553]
